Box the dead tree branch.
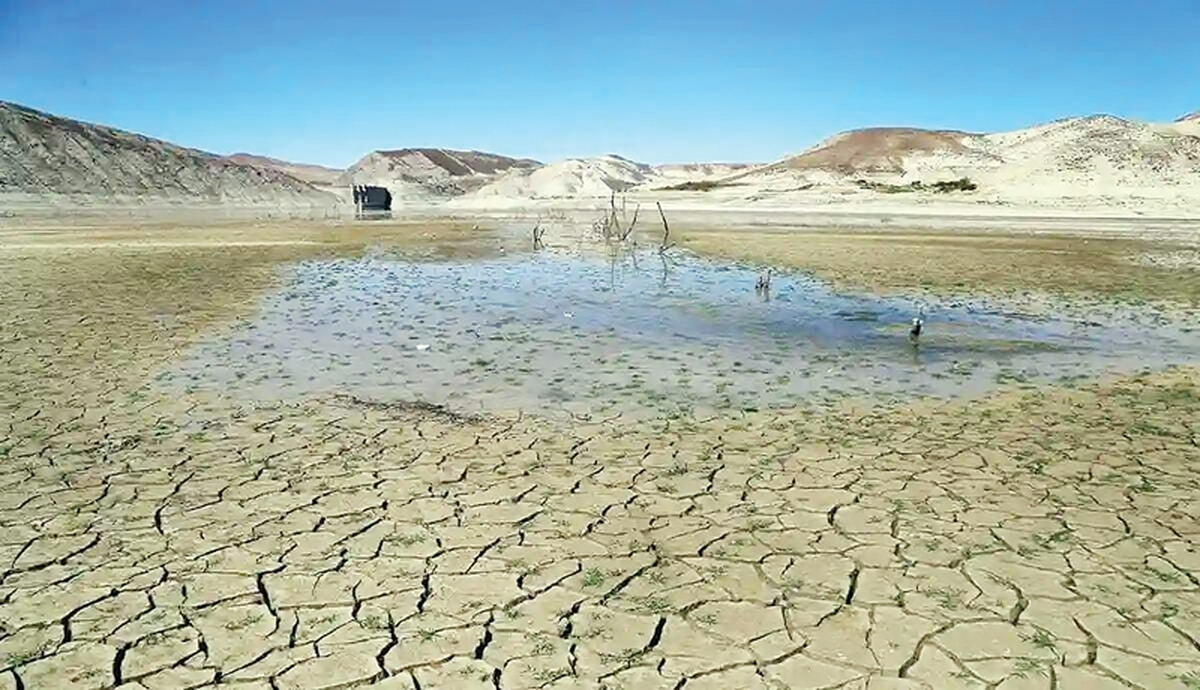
[620,204,640,242]
[608,192,624,240]
[532,220,546,250]
[657,202,673,253]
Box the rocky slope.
[0,101,337,205]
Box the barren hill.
[983,115,1200,177]
[707,114,1200,205]
[653,162,756,183]
[338,148,540,196]
[222,153,342,186]
[453,155,655,205]
[776,127,993,175]
[0,101,336,204]
[1176,110,1200,123]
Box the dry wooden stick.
[657,202,673,253]
[620,204,640,242]
[608,192,623,240]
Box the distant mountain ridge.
[0,101,334,204]
[4,98,1199,210]
[222,153,343,186]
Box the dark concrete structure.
[353,184,392,218]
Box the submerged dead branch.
[657,202,673,253]
[593,192,643,244]
[533,220,546,250]
[620,204,640,242]
[608,192,623,240]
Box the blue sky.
[2,1,1197,167]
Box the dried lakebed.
[159,249,1200,418]
[4,224,1200,690]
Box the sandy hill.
[654,162,755,177]
[982,115,1200,177]
[653,162,756,184]
[1176,110,1200,123]
[338,148,540,197]
[778,127,992,175]
[705,115,1200,204]
[0,101,336,205]
[222,153,342,186]
[453,155,655,205]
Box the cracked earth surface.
[2,222,1199,689]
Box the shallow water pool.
[159,248,1200,418]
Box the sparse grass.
[598,647,647,666]
[664,461,688,477]
[1012,657,1049,678]
[632,596,672,614]
[658,179,737,192]
[1022,629,1056,652]
[1170,671,1200,690]
[524,631,556,656]
[949,669,981,685]
[0,218,505,387]
[70,667,108,682]
[395,532,428,547]
[931,177,978,193]
[678,228,1200,306]
[224,612,264,630]
[360,614,390,631]
[581,568,606,588]
[923,586,966,610]
[529,668,570,683]
[4,643,50,669]
[853,177,977,194]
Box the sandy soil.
[2,217,1199,689]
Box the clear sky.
[2,1,1197,167]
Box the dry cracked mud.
[1,219,1199,690]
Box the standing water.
[158,248,1200,419]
